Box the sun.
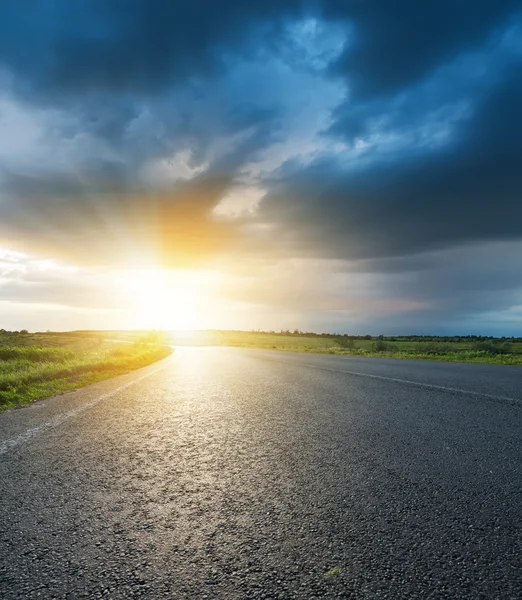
[123,268,208,330]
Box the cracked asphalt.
[1,347,521,599]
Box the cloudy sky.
[1,1,521,334]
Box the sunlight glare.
[123,268,219,330]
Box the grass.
[167,330,522,366]
[322,566,342,578]
[327,347,522,365]
[0,332,172,410]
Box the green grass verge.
[317,348,522,365]
[0,337,172,410]
[168,331,522,366]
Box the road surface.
[1,348,521,599]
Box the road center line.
[0,362,169,456]
[258,355,521,407]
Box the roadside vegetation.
[3,327,517,410]
[0,330,171,410]
[167,330,522,366]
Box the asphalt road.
[1,348,521,599]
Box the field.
[167,330,522,365]
[0,331,172,410]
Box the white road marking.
[0,362,169,456]
[258,355,521,406]
[2,350,519,457]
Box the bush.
[372,340,396,352]
[416,343,456,355]
[471,341,512,355]
[336,337,356,349]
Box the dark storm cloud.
[358,242,522,335]
[260,59,522,262]
[0,1,520,263]
[2,1,516,101]
[324,0,520,101]
[0,0,304,98]
[1,0,522,333]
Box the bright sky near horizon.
[1,2,522,334]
